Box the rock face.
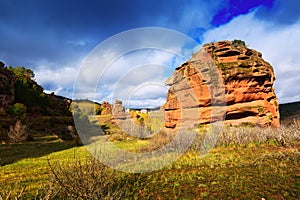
[47,93,72,116]
[0,61,16,113]
[164,40,280,130]
[112,100,127,120]
[100,101,112,115]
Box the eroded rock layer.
[164,40,280,130]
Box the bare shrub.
[0,186,26,200]
[217,120,300,147]
[139,131,173,152]
[191,119,300,149]
[8,120,28,143]
[47,156,127,200]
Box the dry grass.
[216,120,300,147]
[1,118,299,199]
[185,119,300,152]
[45,157,127,200]
[138,131,173,152]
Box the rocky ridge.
[0,61,71,116]
[0,61,16,113]
[164,40,280,130]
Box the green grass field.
[1,125,300,199]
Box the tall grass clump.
[0,186,26,200]
[191,119,300,149]
[47,156,127,200]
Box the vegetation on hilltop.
[232,39,247,47]
[0,64,71,116]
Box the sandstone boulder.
[112,100,127,120]
[164,40,280,130]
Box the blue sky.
[0,0,300,107]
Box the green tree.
[232,39,247,47]
[8,66,46,111]
[8,66,35,80]
[8,103,27,116]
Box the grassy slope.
[0,138,299,199]
[128,145,300,199]
[0,102,300,199]
[0,142,87,196]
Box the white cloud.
[203,10,300,103]
[35,65,79,97]
[72,28,199,107]
[125,98,167,109]
[93,49,182,107]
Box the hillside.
[0,61,71,116]
[0,61,75,143]
[280,101,300,123]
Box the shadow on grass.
[100,124,110,134]
[0,138,74,166]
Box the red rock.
[111,100,128,121]
[164,40,280,130]
[100,101,112,115]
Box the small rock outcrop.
[0,61,16,113]
[100,101,112,115]
[112,100,127,120]
[164,40,280,130]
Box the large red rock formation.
[164,40,280,130]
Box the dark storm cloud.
[0,0,142,68]
[255,0,300,25]
[4,0,298,104]
[0,0,217,69]
[212,0,274,26]
[0,0,222,100]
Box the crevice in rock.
[226,111,257,120]
[217,50,241,57]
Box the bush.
[232,39,247,47]
[8,103,27,116]
[191,120,300,149]
[8,120,28,143]
[47,157,127,199]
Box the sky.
[0,0,299,107]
